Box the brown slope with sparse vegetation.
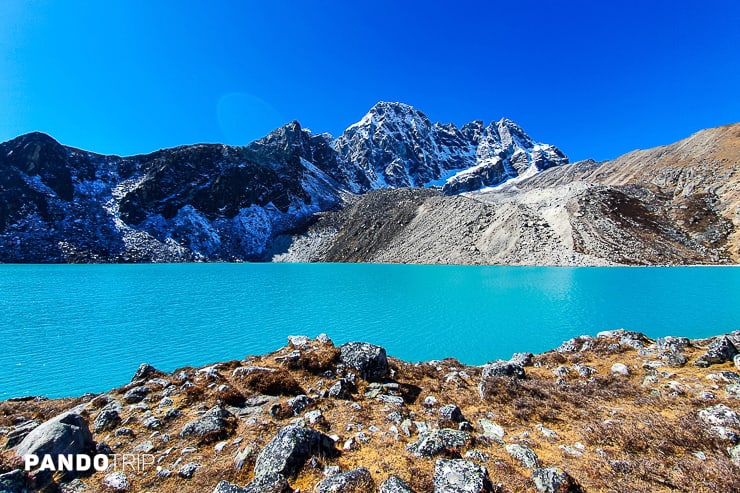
[2,331,740,493]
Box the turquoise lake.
[1,264,739,399]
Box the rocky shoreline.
[2,330,740,492]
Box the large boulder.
[406,429,471,458]
[15,412,95,459]
[180,406,235,442]
[314,467,375,492]
[254,425,336,479]
[433,459,494,493]
[14,411,95,487]
[695,336,739,367]
[339,342,389,382]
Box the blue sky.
[2,1,739,162]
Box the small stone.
[439,404,464,423]
[122,386,150,404]
[505,444,539,468]
[478,419,505,443]
[423,395,439,407]
[532,467,581,493]
[102,472,129,491]
[610,363,630,376]
[536,424,559,440]
[178,462,199,479]
[133,441,155,453]
[315,466,374,492]
[131,363,159,382]
[379,475,416,493]
[288,335,310,348]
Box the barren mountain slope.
[275,124,739,265]
[516,123,740,261]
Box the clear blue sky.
[2,0,739,162]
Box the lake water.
[1,264,739,399]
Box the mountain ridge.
[0,102,569,263]
[1,105,737,265]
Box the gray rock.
[379,475,416,493]
[478,419,505,443]
[102,472,129,491]
[505,444,539,468]
[439,405,464,423]
[122,386,150,404]
[536,424,559,440]
[178,462,200,479]
[610,363,630,376]
[288,335,310,348]
[376,394,404,406]
[288,395,313,415]
[572,364,596,378]
[133,440,155,453]
[14,411,95,483]
[93,402,122,432]
[423,395,439,407]
[730,444,740,467]
[213,480,248,493]
[433,459,494,493]
[180,406,234,439]
[510,352,534,367]
[407,429,471,458]
[734,354,740,371]
[142,414,162,430]
[695,336,739,367]
[328,378,355,399]
[656,336,690,353]
[532,467,582,493]
[4,420,39,448]
[0,469,27,493]
[698,404,740,428]
[338,342,389,382]
[241,472,293,493]
[114,427,134,437]
[131,363,160,382]
[552,366,570,378]
[698,404,740,442]
[481,361,525,379]
[314,466,374,492]
[720,371,740,383]
[663,352,688,367]
[726,384,740,399]
[254,425,336,478]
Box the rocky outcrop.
[3,332,740,492]
[338,342,389,382]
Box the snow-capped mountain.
[0,102,568,262]
[333,102,568,194]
